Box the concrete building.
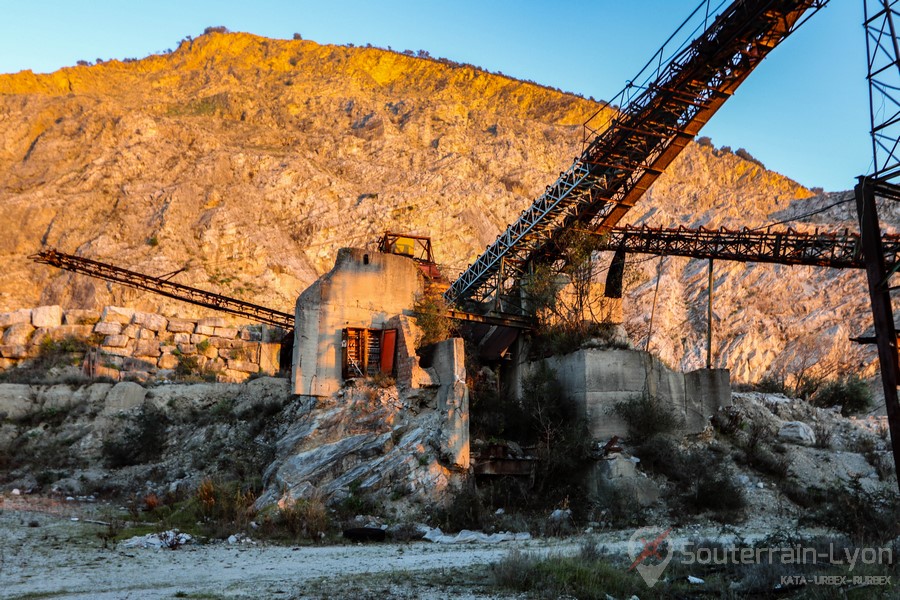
[292,247,423,398]
[291,246,470,469]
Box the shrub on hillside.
[101,404,168,467]
[805,478,900,544]
[735,147,765,168]
[812,375,872,416]
[413,291,454,349]
[279,495,331,542]
[520,363,593,503]
[613,393,683,443]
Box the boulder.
[63,309,100,325]
[46,325,93,341]
[227,360,259,374]
[103,335,129,348]
[221,369,251,383]
[103,381,147,414]
[2,322,35,346]
[38,385,76,410]
[0,384,36,420]
[94,321,122,336]
[590,453,659,507]
[0,309,31,328]
[210,337,237,349]
[32,305,63,328]
[133,311,168,332]
[214,327,239,340]
[167,319,195,333]
[101,306,134,324]
[134,340,161,358]
[158,353,179,370]
[198,317,227,328]
[778,421,816,446]
[136,328,157,340]
[0,345,30,359]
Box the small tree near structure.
[413,291,454,349]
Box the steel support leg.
[855,178,900,490]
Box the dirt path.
[0,502,576,599]
[0,497,816,599]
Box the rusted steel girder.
[855,178,900,491]
[31,249,295,329]
[446,0,828,309]
[588,224,900,270]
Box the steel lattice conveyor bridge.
[592,224,900,270]
[445,0,828,313]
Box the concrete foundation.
[526,348,731,440]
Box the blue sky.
[0,1,868,192]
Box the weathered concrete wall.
[527,348,731,440]
[292,248,424,397]
[431,338,470,470]
[0,305,283,383]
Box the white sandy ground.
[0,499,572,599]
[0,497,830,600]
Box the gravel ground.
[0,495,846,599]
[0,497,572,599]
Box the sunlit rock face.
[0,31,876,383]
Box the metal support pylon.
[860,0,900,492]
[855,178,900,490]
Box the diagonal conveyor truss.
[445,0,828,309]
[31,249,295,329]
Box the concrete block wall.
[525,348,732,441]
[0,305,284,383]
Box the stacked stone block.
[0,305,284,383]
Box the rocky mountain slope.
[0,31,881,384]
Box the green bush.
[521,363,593,503]
[812,375,872,416]
[492,547,647,600]
[754,374,787,394]
[430,477,487,532]
[174,354,217,382]
[635,433,689,481]
[613,393,683,443]
[636,436,745,520]
[279,495,331,543]
[688,463,745,516]
[413,292,454,349]
[101,404,168,467]
[806,478,900,544]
